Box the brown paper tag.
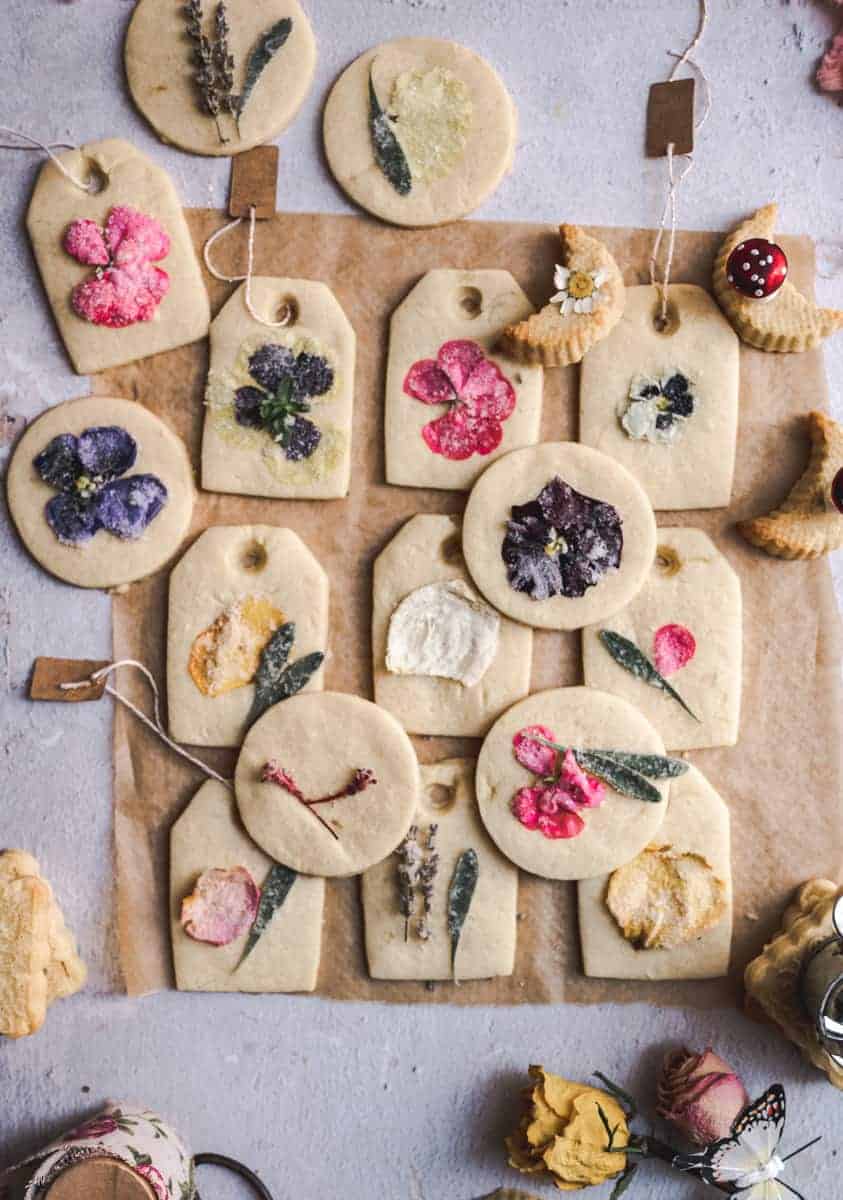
[646,78,695,157]
[229,146,279,220]
[45,1159,155,1200]
[30,657,109,702]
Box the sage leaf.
[447,849,478,976]
[573,750,663,805]
[247,623,324,727]
[237,17,293,124]
[369,66,412,196]
[238,862,297,966]
[599,630,700,722]
[584,750,688,780]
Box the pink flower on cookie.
[653,623,696,677]
[511,725,605,840]
[403,339,516,460]
[64,206,170,328]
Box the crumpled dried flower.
[506,1066,628,1191]
[818,30,843,93]
[511,726,605,840]
[64,206,170,328]
[657,1047,749,1146]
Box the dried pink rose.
[657,1047,749,1146]
[63,206,170,328]
[653,623,696,677]
[818,31,843,93]
[180,866,260,946]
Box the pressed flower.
[652,623,696,677]
[511,726,605,840]
[550,264,608,316]
[621,371,696,445]
[34,426,168,546]
[64,206,170,328]
[403,339,516,461]
[501,475,623,601]
[234,342,333,461]
[180,866,261,946]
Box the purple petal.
[94,474,168,540]
[234,387,265,428]
[284,416,321,461]
[248,344,295,393]
[45,492,99,545]
[77,426,137,481]
[291,352,333,400]
[34,434,81,492]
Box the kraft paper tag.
[229,146,279,219]
[30,657,109,702]
[646,78,695,156]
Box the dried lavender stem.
[397,825,420,942]
[417,823,439,942]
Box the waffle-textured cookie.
[499,225,625,366]
[713,204,843,353]
[738,410,843,559]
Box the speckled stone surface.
[0,2,841,1198]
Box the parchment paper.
[98,212,843,1004]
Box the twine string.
[60,660,231,788]
[0,126,96,193]
[203,205,291,329]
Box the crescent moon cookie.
[323,38,517,228]
[475,688,673,881]
[235,692,420,877]
[499,225,626,367]
[6,396,194,590]
[462,443,657,631]
[713,204,843,352]
[738,410,843,559]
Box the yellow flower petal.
[189,595,285,697]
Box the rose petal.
[464,415,504,455]
[459,357,517,421]
[512,786,541,829]
[404,358,456,406]
[44,492,100,545]
[248,344,296,394]
[105,205,170,266]
[180,866,260,946]
[538,810,585,839]
[94,474,168,539]
[34,433,81,491]
[422,408,477,460]
[513,725,558,775]
[63,218,109,266]
[437,339,487,393]
[560,749,606,808]
[77,426,137,481]
[653,624,696,676]
[234,386,266,428]
[818,32,843,93]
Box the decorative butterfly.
[673,1085,820,1199]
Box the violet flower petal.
[247,344,296,393]
[45,492,100,545]
[77,426,137,481]
[234,387,266,428]
[284,416,322,461]
[94,475,168,540]
[291,352,334,400]
[34,433,81,492]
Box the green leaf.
[585,750,687,780]
[236,18,293,123]
[574,751,662,805]
[239,862,297,965]
[447,849,479,975]
[610,1165,639,1199]
[592,1071,639,1120]
[246,629,324,727]
[599,630,699,722]
[369,66,412,196]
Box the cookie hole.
[656,544,682,576]
[652,298,680,336]
[457,286,483,320]
[277,295,299,326]
[242,540,268,572]
[440,534,464,564]
[427,783,456,812]
[83,162,108,194]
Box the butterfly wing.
[742,1182,786,1200]
[673,1086,787,1194]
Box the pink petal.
[464,416,504,455]
[560,749,606,808]
[539,783,583,814]
[63,218,109,266]
[437,339,487,392]
[404,358,456,406]
[513,725,558,776]
[105,205,170,266]
[538,810,585,839]
[422,408,477,460]
[818,32,843,92]
[653,623,696,676]
[459,358,517,421]
[512,787,541,829]
[71,263,169,328]
[180,866,260,946]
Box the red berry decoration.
[726,238,788,301]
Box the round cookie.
[7,396,194,590]
[462,443,657,630]
[235,692,420,876]
[476,687,671,881]
[125,0,316,157]
[323,38,516,228]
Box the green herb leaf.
[277,652,325,703]
[574,751,662,805]
[238,862,297,965]
[369,66,412,196]
[447,849,478,975]
[583,750,688,780]
[592,1072,639,1120]
[247,624,325,727]
[599,630,699,722]
[610,1165,639,1199]
[237,17,293,124]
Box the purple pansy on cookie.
[234,342,334,462]
[34,426,168,546]
[501,475,623,600]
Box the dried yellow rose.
[189,596,285,697]
[506,1066,628,1192]
[606,845,727,950]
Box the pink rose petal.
[538,810,585,839]
[513,725,558,776]
[653,623,696,676]
[437,339,487,392]
[106,205,170,266]
[422,407,477,460]
[512,786,542,829]
[818,31,843,93]
[459,358,517,421]
[63,218,109,266]
[560,748,606,808]
[180,866,260,946]
[403,358,456,406]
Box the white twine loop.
[60,659,231,789]
[203,205,291,329]
[648,0,711,327]
[0,126,98,193]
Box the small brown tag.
[30,657,110,702]
[646,78,695,157]
[229,145,279,219]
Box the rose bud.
[657,1047,749,1146]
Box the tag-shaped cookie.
[582,528,742,751]
[171,780,324,993]
[362,759,518,982]
[386,270,542,491]
[373,514,532,736]
[579,284,740,511]
[578,763,732,980]
[201,277,355,499]
[26,139,210,375]
[167,525,328,748]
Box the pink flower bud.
[657,1047,749,1146]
